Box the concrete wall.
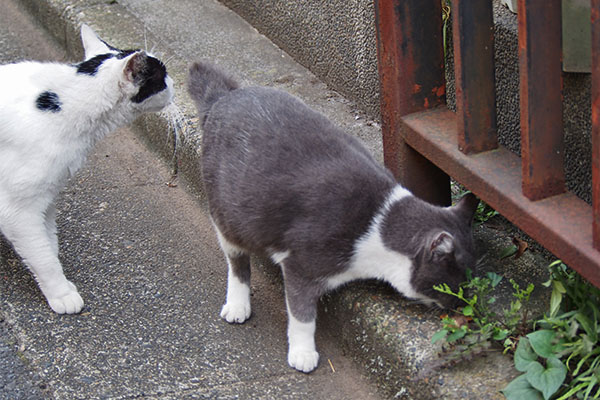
[218,0,380,117]
[219,0,592,204]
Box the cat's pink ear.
[123,52,146,83]
[80,24,111,59]
[431,231,454,255]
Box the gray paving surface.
[0,1,379,398]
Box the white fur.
[220,267,251,323]
[0,25,173,313]
[327,184,437,304]
[286,310,319,373]
[270,250,290,265]
[213,224,251,323]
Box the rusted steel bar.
[452,0,498,154]
[593,0,600,249]
[374,0,450,206]
[401,108,600,288]
[518,0,565,201]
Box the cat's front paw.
[220,302,251,323]
[288,348,319,373]
[46,282,84,314]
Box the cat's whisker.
[159,102,187,175]
[164,54,176,67]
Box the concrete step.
[18,0,554,398]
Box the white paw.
[220,302,251,323]
[46,281,84,314]
[288,348,319,373]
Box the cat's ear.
[80,24,112,59]
[123,52,147,83]
[430,231,455,256]
[453,192,479,225]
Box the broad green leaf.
[446,328,467,343]
[487,272,503,287]
[501,374,544,400]
[524,357,567,400]
[528,330,558,359]
[462,305,474,316]
[493,329,509,341]
[499,245,518,259]
[549,289,562,318]
[431,329,448,344]
[552,280,566,294]
[515,338,539,372]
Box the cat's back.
[204,86,382,176]
[0,61,72,111]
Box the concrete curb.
[17,0,534,397]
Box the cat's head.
[78,24,174,112]
[383,193,480,310]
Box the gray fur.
[188,60,478,345]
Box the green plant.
[503,261,600,400]
[474,202,499,226]
[429,270,533,373]
[432,260,600,399]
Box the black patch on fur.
[131,56,168,103]
[76,53,114,75]
[36,91,62,113]
[100,37,120,52]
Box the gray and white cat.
[188,62,478,373]
[0,25,173,314]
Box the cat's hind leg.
[280,262,320,373]
[0,208,83,314]
[214,226,251,323]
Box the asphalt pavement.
[0,1,380,398]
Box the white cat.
[0,24,174,314]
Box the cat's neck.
[45,62,138,140]
[326,185,421,298]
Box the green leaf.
[515,337,539,372]
[524,357,567,400]
[431,329,448,344]
[549,288,562,318]
[552,280,566,294]
[493,329,510,341]
[527,330,558,359]
[446,328,467,343]
[502,374,544,400]
[487,272,503,287]
[499,245,518,259]
[462,305,474,316]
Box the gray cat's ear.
[430,232,454,255]
[80,24,112,59]
[453,192,479,225]
[123,52,146,83]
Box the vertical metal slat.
[518,0,565,201]
[374,0,450,206]
[452,0,498,154]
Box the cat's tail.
[188,61,239,123]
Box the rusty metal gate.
[374,0,600,287]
